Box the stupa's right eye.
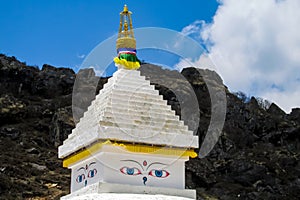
[88,169,97,178]
[148,169,170,178]
[76,174,85,183]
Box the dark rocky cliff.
[0,54,299,199]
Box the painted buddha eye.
[88,169,97,178]
[76,174,85,183]
[120,167,141,175]
[148,170,170,178]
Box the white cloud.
[174,54,216,72]
[77,54,86,59]
[180,0,300,113]
[181,20,204,37]
[264,84,300,113]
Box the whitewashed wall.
[69,145,189,193]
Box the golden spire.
[114,5,140,70]
[117,4,136,49]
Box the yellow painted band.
[62,140,110,168]
[62,140,197,168]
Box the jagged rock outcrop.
[0,54,299,199]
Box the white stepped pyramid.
[59,5,198,199]
[59,68,198,158]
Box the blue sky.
[1,0,299,112]
[0,0,218,68]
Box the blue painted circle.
[155,170,163,177]
[127,168,134,175]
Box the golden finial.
[123,4,128,13]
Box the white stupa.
[58,5,198,200]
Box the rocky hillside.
[0,54,299,200]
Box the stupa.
[59,5,198,200]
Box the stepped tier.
[59,69,198,158]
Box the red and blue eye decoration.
[120,167,142,176]
[76,174,85,183]
[87,169,97,178]
[148,170,170,178]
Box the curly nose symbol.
[143,176,147,185]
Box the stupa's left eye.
[120,167,141,175]
[148,170,170,178]
[76,174,85,183]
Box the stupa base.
[61,182,196,200]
